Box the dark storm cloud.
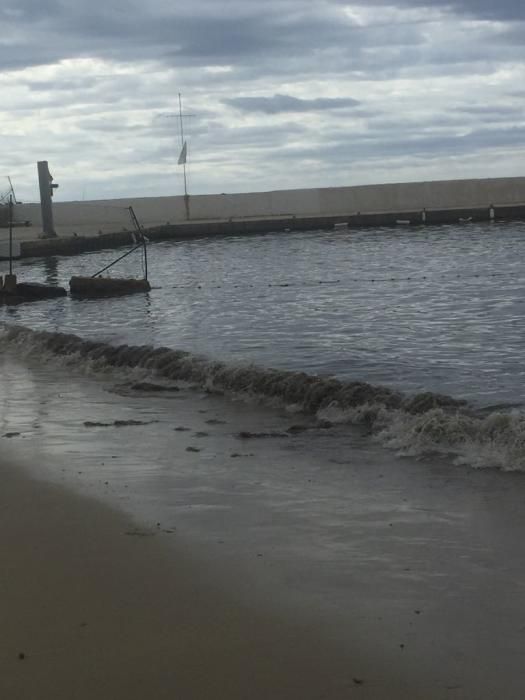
[224,95,360,114]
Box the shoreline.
[3,338,525,698]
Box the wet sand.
[2,352,525,698]
[1,456,428,700]
[0,459,346,699]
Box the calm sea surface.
[3,221,525,407]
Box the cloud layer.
[1,0,524,201]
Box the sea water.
[2,220,525,470]
[3,222,525,696]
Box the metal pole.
[178,93,188,198]
[143,237,148,281]
[128,206,148,281]
[8,194,13,276]
[90,243,143,278]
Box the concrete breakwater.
[5,175,525,259]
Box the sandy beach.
[1,457,369,700]
[0,450,455,700]
[2,342,525,699]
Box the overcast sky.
[1,0,524,202]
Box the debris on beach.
[83,419,158,428]
[236,430,289,439]
[286,424,310,434]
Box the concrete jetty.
[2,176,525,259]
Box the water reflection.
[43,256,59,285]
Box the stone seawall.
[12,176,525,239]
[16,201,525,260]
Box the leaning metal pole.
[8,194,13,276]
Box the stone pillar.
[37,161,58,238]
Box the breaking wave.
[2,324,525,472]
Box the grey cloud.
[224,94,360,114]
[280,124,525,165]
[1,2,345,70]
[26,77,101,92]
[0,0,519,97]
[457,105,525,118]
[0,0,457,77]
[353,0,525,21]
[3,0,525,201]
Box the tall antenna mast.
[178,92,188,198]
[157,96,195,212]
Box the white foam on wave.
[2,323,525,472]
[317,401,525,471]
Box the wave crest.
[2,324,524,471]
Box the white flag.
[177,141,187,165]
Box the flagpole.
[178,93,188,198]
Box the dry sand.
[0,457,421,700]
